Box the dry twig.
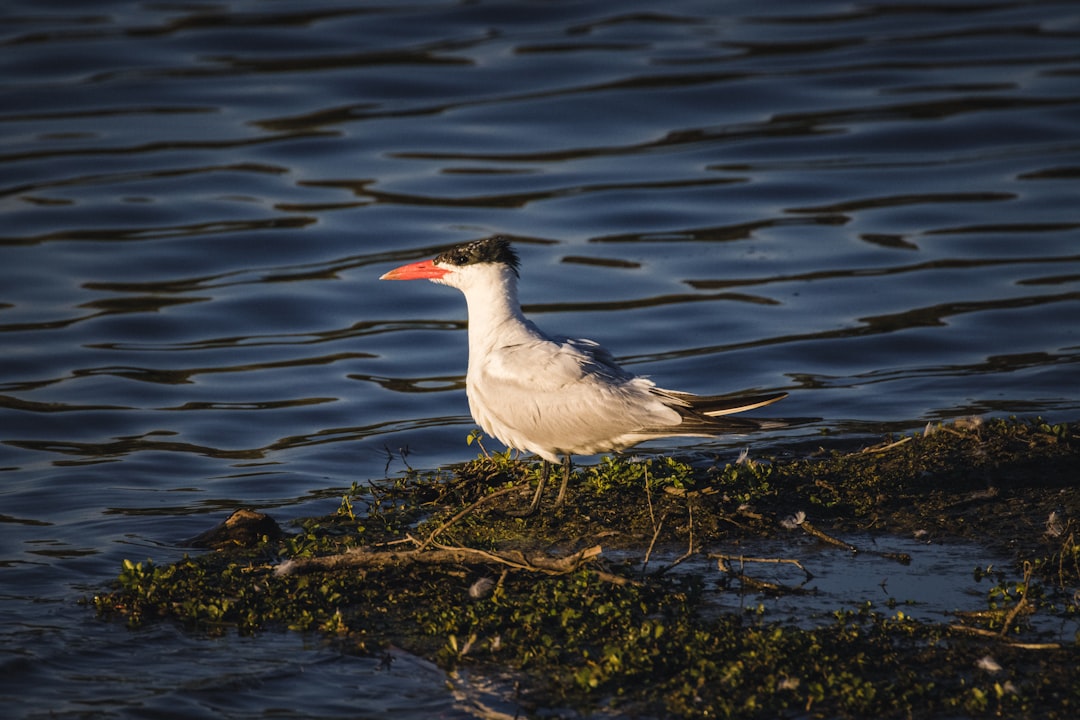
[275,543,602,577]
[861,436,912,454]
[651,502,697,576]
[947,624,1060,649]
[711,553,815,582]
[641,512,667,571]
[416,484,520,551]
[800,520,858,552]
[998,561,1034,638]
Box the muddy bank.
[94,418,1080,718]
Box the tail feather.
[642,390,792,438]
[697,391,787,417]
[657,390,788,416]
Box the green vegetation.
[94,417,1080,718]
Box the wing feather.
[468,334,788,458]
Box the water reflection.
[1,0,1078,716]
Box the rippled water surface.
[2,0,1079,716]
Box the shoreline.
[94,417,1080,718]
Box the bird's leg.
[553,455,572,508]
[508,459,550,518]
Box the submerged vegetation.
[95,417,1080,718]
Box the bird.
[380,236,787,516]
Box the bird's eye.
[454,254,469,265]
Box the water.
[2,0,1079,716]
[687,536,1012,627]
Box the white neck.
[445,265,541,368]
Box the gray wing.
[467,335,680,456]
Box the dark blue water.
[2,1,1079,716]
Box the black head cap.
[435,236,520,277]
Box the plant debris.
[94,417,1080,718]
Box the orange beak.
[379,258,450,281]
